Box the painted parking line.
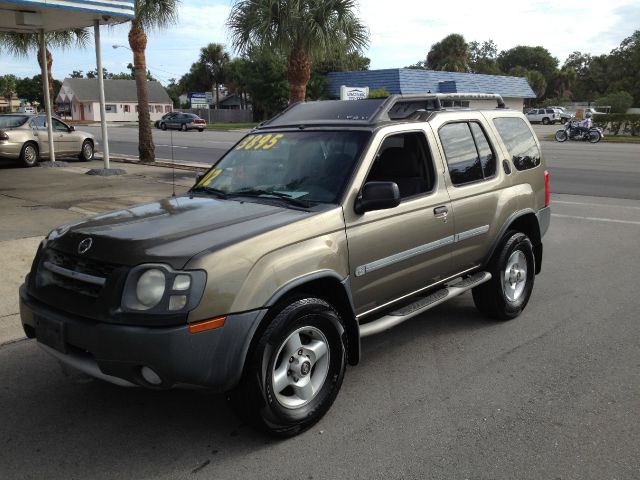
[552,214,640,226]
[553,200,640,211]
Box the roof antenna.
[170,127,176,197]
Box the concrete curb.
[100,155,209,172]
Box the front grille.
[37,249,119,298]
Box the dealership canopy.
[0,0,133,32]
[0,0,135,170]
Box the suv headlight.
[122,264,206,313]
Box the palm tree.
[199,43,230,109]
[427,33,470,72]
[0,30,89,104]
[227,0,369,104]
[128,0,179,162]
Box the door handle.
[434,206,448,215]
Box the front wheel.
[160,123,167,131]
[230,296,347,437]
[542,117,550,125]
[472,231,535,320]
[588,130,601,143]
[555,130,568,142]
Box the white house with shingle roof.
[56,78,173,122]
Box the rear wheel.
[181,123,187,132]
[472,231,535,320]
[555,130,568,142]
[78,140,94,161]
[20,142,39,167]
[198,128,204,132]
[230,296,347,437]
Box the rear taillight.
[544,170,550,207]
[0,130,8,141]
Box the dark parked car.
[158,113,206,132]
[154,112,178,129]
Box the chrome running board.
[359,271,492,338]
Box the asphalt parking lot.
[0,137,638,479]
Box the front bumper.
[20,285,266,391]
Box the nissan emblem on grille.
[78,238,93,255]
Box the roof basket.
[376,93,506,122]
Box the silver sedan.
[0,114,97,167]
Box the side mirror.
[354,181,400,214]
[68,125,75,132]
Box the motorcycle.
[555,117,604,143]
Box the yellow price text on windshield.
[234,133,284,151]
[197,168,222,186]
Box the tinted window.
[31,116,46,128]
[52,118,68,132]
[493,117,541,171]
[366,132,435,199]
[0,115,29,128]
[470,122,496,178]
[439,122,497,185]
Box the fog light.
[169,295,187,311]
[141,366,162,385]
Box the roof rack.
[257,92,507,129]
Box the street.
[0,136,639,479]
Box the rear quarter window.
[493,117,541,171]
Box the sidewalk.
[0,158,202,345]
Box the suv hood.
[47,195,313,268]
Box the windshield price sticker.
[234,134,284,151]
[198,168,223,186]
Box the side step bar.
[359,271,492,338]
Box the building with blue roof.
[327,69,536,111]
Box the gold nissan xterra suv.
[20,93,551,436]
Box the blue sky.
[2,0,639,85]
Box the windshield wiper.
[190,185,228,198]
[227,189,310,208]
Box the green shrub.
[592,113,640,136]
[595,91,633,114]
[368,87,390,99]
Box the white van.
[17,106,36,114]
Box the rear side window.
[439,122,496,186]
[493,117,541,171]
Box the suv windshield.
[193,130,371,204]
[0,115,29,128]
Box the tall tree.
[128,0,179,163]
[199,43,230,108]
[468,39,501,75]
[498,46,558,82]
[0,29,89,103]
[0,75,17,112]
[426,33,469,72]
[227,0,369,104]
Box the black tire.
[472,231,535,321]
[555,130,568,142]
[229,296,347,437]
[588,131,601,143]
[20,142,39,167]
[198,128,204,132]
[78,139,94,161]
[181,123,187,132]
[542,117,550,125]
[160,123,167,131]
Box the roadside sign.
[340,86,369,101]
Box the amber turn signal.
[188,316,226,334]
